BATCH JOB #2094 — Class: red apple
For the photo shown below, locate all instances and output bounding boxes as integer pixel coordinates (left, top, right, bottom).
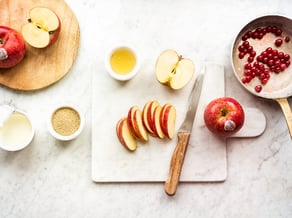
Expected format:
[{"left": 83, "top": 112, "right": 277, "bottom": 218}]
[
  {"left": 203, "top": 97, "right": 245, "bottom": 137},
  {"left": 21, "top": 7, "right": 61, "bottom": 48},
  {"left": 0, "top": 26, "right": 26, "bottom": 69}
]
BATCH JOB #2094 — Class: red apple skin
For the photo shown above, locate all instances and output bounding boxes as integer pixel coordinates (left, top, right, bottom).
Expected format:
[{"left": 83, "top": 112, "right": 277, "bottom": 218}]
[
  {"left": 0, "top": 26, "right": 26, "bottom": 68},
  {"left": 203, "top": 97, "right": 245, "bottom": 137}
]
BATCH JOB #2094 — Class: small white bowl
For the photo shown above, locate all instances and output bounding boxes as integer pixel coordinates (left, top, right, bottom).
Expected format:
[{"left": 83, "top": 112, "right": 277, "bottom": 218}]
[
  {"left": 105, "top": 45, "right": 141, "bottom": 81},
  {"left": 47, "top": 105, "right": 85, "bottom": 141},
  {"left": 0, "top": 109, "right": 35, "bottom": 151}
]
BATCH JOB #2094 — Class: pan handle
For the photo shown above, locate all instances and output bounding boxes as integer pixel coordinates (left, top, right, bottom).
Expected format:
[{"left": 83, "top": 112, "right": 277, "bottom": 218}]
[{"left": 275, "top": 98, "right": 292, "bottom": 139}]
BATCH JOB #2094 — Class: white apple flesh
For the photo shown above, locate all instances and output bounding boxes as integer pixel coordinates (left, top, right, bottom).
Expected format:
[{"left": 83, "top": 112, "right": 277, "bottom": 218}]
[
  {"left": 203, "top": 97, "right": 245, "bottom": 137},
  {"left": 0, "top": 26, "right": 26, "bottom": 69},
  {"left": 22, "top": 7, "right": 61, "bottom": 48},
  {"left": 156, "top": 49, "right": 194, "bottom": 90}
]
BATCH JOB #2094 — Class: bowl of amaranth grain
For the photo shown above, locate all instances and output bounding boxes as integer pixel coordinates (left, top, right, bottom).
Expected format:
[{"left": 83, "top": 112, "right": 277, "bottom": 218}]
[{"left": 47, "top": 104, "right": 85, "bottom": 141}]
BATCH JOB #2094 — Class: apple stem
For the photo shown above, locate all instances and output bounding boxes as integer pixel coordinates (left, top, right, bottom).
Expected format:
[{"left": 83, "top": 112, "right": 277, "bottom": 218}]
[
  {"left": 224, "top": 120, "right": 236, "bottom": 132},
  {"left": 0, "top": 48, "right": 8, "bottom": 61}
]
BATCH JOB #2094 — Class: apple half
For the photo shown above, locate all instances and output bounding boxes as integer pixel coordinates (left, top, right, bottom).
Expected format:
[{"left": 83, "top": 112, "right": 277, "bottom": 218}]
[
  {"left": 116, "top": 118, "right": 137, "bottom": 151},
  {"left": 22, "top": 7, "right": 61, "bottom": 48},
  {"left": 156, "top": 49, "right": 195, "bottom": 90}
]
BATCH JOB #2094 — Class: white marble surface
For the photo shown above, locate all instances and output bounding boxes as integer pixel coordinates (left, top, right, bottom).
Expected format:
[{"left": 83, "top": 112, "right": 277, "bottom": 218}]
[{"left": 1, "top": 0, "right": 292, "bottom": 217}]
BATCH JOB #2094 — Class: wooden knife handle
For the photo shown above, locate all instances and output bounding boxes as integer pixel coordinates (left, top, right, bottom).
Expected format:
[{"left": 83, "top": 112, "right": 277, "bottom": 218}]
[{"left": 165, "top": 132, "right": 191, "bottom": 196}]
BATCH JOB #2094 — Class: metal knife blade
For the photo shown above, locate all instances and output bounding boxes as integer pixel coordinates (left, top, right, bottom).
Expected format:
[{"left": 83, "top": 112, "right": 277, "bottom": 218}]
[
  {"left": 165, "top": 71, "right": 204, "bottom": 196},
  {"left": 179, "top": 73, "right": 204, "bottom": 133}
]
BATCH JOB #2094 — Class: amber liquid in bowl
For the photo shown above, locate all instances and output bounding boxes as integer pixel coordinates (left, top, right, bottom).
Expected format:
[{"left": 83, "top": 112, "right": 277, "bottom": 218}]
[{"left": 110, "top": 48, "right": 136, "bottom": 75}]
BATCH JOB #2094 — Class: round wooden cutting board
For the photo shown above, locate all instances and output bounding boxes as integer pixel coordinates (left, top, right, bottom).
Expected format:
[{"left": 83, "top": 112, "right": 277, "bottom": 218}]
[{"left": 0, "top": 0, "right": 80, "bottom": 91}]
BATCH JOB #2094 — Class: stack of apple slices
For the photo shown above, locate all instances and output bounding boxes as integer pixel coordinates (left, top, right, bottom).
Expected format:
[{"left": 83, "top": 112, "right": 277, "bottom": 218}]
[{"left": 116, "top": 101, "right": 176, "bottom": 151}]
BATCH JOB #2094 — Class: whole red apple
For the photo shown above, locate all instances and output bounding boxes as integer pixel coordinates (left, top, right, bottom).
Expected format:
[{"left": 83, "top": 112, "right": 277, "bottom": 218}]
[
  {"left": 0, "top": 26, "right": 26, "bottom": 69},
  {"left": 204, "top": 97, "right": 245, "bottom": 137}
]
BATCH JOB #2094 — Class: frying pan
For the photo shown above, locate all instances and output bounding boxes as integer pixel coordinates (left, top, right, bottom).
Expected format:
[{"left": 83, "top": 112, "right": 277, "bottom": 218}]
[{"left": 231, "top": 15, "right": 292, "bottom": 138}]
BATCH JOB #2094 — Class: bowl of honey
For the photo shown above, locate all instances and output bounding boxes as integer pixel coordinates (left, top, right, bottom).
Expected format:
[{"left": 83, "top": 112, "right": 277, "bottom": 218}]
[{"left": 105, "top": 45, "right": 140, "bottom": 81}]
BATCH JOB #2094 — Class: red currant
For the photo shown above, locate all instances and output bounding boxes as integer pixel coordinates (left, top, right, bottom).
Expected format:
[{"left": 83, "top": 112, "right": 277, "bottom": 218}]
[
  {"left": 275, "top": 29, "right": 282, "bottom": 36},
  {"left": 239, "top": 52, "right": 245, "bottom": 59},
  {"left": 280, "top": 63, "right": 286, "bottom": 71},
  {"left": 238, "top": 25, "right": 291, "bottom": 90},
  {"left": 261, "top": 78, "right": 269, "bottom": 85},
  {"left": 255, "top": 85, "right": 262, "bottom": 93},
  {"left": 275, "top": 38, "right": 283, "bottom": 47}
]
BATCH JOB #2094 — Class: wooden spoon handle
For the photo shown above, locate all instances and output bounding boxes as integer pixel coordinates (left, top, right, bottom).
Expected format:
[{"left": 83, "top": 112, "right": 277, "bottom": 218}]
[
  {"left": 275, "top": 98, "right": 292, "bottom": 139},
  {"left": 165, "top": 132, "right": 190, "bottom": 196}
]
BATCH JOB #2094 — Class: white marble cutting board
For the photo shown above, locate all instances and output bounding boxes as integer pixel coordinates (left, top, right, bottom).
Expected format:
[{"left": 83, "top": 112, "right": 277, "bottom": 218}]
[{"left": 92, "top": 63, "right": 266, "bottom": 182}]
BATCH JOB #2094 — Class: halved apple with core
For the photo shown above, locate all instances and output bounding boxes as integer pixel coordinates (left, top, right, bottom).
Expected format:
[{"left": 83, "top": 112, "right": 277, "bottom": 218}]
[
  {"left": 116, "top": 118, "right": 137, "bottom": 152},
  {"left": 156, "top": 49, "right": 195, "bottom": 90},
  {"left": 22, "top": 7, "right": 61, "bottom": 48}
]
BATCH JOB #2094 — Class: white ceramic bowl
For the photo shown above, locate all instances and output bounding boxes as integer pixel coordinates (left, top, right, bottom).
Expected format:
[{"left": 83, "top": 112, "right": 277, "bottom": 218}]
[
  {"left": 105, "top": 45, "right": 141, "bottom": 81},
  {"left": 0, "top": 109, "right": 35, "bottom": 151},
  {"left": 47, "top": 105, "right": 85, "bottom": 141}
]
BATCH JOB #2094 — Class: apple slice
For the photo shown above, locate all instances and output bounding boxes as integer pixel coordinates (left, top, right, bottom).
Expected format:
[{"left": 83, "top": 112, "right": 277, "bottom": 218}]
[
  {"left": 160, "top": 103, "right": 176, "bottom": 139},
  {"left": 116, "top": 118, "right": 137, "bottom": 151},
  {"left": 152, "top": 105, "right": 165, "bottom": 139},
  {"left": 156, "top": 49, "right": 194, "bottom": 90},
  {"left": 146, "top": 100, "right": 160, "bottom": 137},
  {"left": 142, "top": 101, "right": 155, "bottom": 135},
  {"left": 133, "top": 109, "right": 148, "bottom": 141},
  {"left": 22, "top": 7, "right": 61, "bottom": 48},
  {"left": 127, "top": 106, "right": 140, "bottom": 138},
  {"left": 127, "top": 106, "right": 148, "bottom": 141}
]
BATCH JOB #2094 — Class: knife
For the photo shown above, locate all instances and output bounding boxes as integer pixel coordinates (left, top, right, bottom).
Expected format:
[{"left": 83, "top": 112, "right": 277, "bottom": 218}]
[{"left": 165, "top": 71, "right": 204, "bottom": 196}]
